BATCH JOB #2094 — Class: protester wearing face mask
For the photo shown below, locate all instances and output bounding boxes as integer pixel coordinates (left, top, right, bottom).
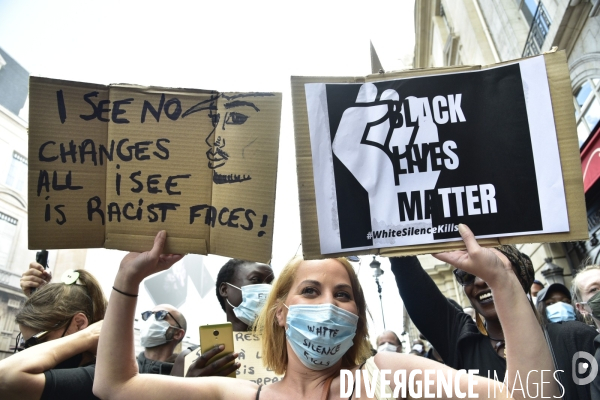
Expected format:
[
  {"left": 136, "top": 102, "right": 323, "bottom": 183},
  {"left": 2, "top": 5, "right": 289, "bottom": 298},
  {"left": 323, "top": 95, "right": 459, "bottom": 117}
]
[
  {"left": 170, "top": 258, "right": 274, "bottom": 377},
  {"left": 217, "top": 258, "right": 274, "bottom": 331},
  {"left": 536, "top": 283, "right": 576, "bottom": 323},
  {"left": 531, "top": 279, "right": 545, "bottom": 304},
  {"left": 0, "top": 269, "right": 106, "bottom": 400},
  {"left": 572, "top": 265, "right": 600, "bottom": 329},
  {"left": 535, "top": 281, "right": 597, "bottom": 400},
  {"left": 410, "top": 339, "right": 426, "bottom": 356},
  {"left": 376, "top": 330, "right": 403, "bottom": 353},
  {"left": 570, "top": 265, "right": 600, "bottom": 400},
  {"left": 136, "top": 304, "right": 186, "bottom": 375}
]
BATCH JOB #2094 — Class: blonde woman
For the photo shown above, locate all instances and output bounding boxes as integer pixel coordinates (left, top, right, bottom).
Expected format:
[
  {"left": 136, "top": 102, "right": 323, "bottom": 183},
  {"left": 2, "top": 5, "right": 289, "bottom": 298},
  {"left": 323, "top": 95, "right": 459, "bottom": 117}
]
[{"left": 94, "top": 225, "right": 559, "bottom": 399}]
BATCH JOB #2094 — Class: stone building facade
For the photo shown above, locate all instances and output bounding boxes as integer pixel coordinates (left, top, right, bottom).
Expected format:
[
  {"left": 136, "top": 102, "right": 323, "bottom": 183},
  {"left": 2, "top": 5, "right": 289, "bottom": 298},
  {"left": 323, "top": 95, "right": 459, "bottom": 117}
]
[
  {"left": 406, "top": 0, "right": 600, "bottom": 346},
  {"left": 0, "top": 47, "right": 91, "bottom": 360},
  {"left": 0, "top": 46, "right": 32, "bottom": 360}
]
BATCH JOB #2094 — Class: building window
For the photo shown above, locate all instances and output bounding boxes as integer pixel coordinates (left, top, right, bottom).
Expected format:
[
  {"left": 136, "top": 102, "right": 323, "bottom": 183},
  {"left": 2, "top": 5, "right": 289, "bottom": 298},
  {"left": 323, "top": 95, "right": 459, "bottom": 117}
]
[
  {"left": 443, "top": 35, "right": 461, "bottom": 66},
  {"left": 0, "top": 212, "right": 17, "bottom": 269},
  {"left": 520, "top": 0, "right": 539, "bottom": 25},
  {"left": 575, "top": 78, "right": 600, "bottom": 147},
  {"left": 5, "top": 151, "right": 27, "bottom": 193},
  {"left": 522, "top": 1, "right": 551, "bottom": 57}
]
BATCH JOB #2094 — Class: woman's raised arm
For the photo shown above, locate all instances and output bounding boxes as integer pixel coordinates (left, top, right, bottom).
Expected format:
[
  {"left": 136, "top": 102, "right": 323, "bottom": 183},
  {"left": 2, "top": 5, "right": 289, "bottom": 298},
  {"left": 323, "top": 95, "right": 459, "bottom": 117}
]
[
  {"left": 433, "top": 224, "right": 560, "bottom": 399},
  {"left": 376, "top": 224, "right": 561, "bottom": 399},
  {"left": 0, "top": 321, "right": 99, "bottom": 400},
  {"left": 93, "top": 231, "right": 256, "bottom": 400}
]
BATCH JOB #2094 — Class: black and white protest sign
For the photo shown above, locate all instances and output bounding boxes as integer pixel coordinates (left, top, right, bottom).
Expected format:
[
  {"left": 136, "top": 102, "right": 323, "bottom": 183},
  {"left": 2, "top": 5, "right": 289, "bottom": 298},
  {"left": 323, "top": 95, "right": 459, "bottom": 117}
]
[{"left": 305, "top": 56, "right": 568, "bottom": 254}]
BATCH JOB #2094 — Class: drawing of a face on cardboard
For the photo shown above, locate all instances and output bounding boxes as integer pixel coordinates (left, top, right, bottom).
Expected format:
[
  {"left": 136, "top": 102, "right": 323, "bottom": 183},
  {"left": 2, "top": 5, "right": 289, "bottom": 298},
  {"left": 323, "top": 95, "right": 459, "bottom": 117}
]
[{"left": 184, "top": 92, "right": 276, "bottom": 184}]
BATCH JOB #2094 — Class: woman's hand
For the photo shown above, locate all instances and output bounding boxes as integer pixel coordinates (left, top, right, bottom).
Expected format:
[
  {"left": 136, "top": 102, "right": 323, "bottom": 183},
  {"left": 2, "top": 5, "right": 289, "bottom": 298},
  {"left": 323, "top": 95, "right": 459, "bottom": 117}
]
[
  {"left": 117, "top": 231, "right": 183, "bottom": 287},
  {"left": 427, "top": 224, "right": 559, "bottom": 399},
  {"left": 20, "top": 262, "right": 52, "bottom": 296},
  {"left": 433, "top": 224, "right": 513, "bottom": 286}
]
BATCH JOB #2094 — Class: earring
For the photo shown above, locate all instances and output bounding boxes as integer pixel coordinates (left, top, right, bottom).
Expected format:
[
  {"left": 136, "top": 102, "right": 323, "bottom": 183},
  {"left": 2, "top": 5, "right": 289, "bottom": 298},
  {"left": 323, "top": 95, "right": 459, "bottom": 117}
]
[{"left": 476, "top": 312, "right": 488, "bottom": 336}]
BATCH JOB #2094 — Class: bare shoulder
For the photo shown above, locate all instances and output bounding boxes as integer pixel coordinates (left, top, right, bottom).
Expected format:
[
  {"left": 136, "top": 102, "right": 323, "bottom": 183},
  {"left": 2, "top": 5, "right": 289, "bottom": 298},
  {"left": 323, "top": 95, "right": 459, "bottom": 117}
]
[
  {"left": 165, "top": 376, "right": 260, "bottom": 400},
  {"left": 248, "top": 380, "right": 284, "bottom": 400},
  {"left": 216, "top": 377, "right": 259, "bottom": 398}
]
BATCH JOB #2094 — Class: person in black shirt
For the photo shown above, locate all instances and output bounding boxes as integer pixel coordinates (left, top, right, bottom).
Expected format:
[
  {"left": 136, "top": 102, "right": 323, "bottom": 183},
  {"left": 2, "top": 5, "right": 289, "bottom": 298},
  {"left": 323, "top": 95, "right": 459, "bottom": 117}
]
[
  {"left": 570, "top": 265, "right": 600, "bottom": 400},
  {"left": 0, "top": 268, "right": 106, "bottom": 400},
  {"left": 536, "top": 282, "right": 577, "bottom": 324},
  {"left": 137, "top": 304, "right": 187, "bottom": 375},
  {"left": 391, "top": 247, "right": 596, "bottom": 400}
]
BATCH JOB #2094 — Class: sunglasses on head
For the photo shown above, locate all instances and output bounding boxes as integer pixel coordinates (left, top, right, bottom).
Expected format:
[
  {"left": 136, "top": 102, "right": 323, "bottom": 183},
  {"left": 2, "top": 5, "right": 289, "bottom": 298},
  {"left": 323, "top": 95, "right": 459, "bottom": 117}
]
[
  {"left": 14, "top": 315, "right": 74, "bottom": 354},
  {"left": 14, "top": 330, "right": 50, "bottom": 353},
  {"left": 453, "top": 269, "right": 476, "bottom": 286},
  {"left": 141, "top": 310, "right": 182, "bottom": 329}
]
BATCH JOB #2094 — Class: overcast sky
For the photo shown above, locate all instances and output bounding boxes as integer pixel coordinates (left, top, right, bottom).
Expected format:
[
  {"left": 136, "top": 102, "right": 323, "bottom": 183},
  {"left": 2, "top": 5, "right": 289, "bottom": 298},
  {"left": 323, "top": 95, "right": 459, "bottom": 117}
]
[{"left": 0, "top": 0, "right": 416, "bottom": 346}]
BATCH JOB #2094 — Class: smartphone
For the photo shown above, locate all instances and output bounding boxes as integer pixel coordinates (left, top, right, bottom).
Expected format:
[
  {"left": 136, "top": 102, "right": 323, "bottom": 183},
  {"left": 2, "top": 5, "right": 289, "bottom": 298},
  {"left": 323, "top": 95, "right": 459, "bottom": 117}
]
[{"left": 199, "top": 322, "right": 236, "bottom": 378}]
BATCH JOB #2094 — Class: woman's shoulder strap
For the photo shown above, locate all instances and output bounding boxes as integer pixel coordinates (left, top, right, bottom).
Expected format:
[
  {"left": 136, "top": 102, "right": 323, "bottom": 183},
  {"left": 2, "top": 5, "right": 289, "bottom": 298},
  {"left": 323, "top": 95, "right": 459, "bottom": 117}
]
[{"left": 255, "top": 384, "right": 263, "bottom": 400}]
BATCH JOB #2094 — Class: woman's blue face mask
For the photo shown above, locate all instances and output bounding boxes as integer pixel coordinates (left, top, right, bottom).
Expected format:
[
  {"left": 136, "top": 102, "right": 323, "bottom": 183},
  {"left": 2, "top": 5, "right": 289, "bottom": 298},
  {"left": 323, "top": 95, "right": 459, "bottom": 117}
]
[{"left": 284, "top": 303, "right": 358, "bottom": 370}]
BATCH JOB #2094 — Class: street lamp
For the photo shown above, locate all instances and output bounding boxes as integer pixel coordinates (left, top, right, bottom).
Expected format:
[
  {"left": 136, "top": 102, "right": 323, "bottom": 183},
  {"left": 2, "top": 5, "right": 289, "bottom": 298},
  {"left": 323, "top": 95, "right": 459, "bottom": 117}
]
[
  {"left": 370, "top": 256, "right": 386, "bottom": 330},
  {"left": 541, "top": 257, "right": 565, "bottom": 286}
]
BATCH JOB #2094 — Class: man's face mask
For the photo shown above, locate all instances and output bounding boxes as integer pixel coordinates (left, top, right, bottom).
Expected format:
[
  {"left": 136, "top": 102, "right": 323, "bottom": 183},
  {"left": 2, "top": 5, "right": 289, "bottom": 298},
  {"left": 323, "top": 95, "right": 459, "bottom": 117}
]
[
  {"left": 377, "top": 343, "right": 398, "bottom": 353},
  {"left": 226, "top": 283, "right": 272, "bottom": 326},
  {"left": 546, "top": 302, "right": 576, "bottom": 323},
  {"left": 412, "top": 343, "right": 424, "bottom": 353},
  {"left": 140, "top": 318, "right": 174, "bottom": 348}
]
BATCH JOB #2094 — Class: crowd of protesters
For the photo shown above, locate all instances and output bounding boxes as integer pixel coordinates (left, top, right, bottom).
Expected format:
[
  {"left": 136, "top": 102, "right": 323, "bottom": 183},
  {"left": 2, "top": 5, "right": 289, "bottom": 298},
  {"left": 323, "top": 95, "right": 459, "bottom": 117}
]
[{"left": 4, "top": 224, "right": 600, "bottom": 399}]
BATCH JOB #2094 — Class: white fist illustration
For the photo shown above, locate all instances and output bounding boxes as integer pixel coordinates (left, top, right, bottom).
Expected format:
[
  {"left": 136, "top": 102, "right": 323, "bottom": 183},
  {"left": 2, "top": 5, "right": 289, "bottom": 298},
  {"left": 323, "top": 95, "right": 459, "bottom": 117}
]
[{"left": 331, "top": 83, "right": 440, "bottom": 243}]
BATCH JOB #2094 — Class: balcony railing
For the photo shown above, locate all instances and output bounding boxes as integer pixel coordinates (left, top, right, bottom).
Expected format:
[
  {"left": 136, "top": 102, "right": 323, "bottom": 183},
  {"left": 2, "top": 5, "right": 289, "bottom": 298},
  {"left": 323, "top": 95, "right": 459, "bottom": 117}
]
[{"left": 522, "top": 2, "right": 552, "bottom": 57}]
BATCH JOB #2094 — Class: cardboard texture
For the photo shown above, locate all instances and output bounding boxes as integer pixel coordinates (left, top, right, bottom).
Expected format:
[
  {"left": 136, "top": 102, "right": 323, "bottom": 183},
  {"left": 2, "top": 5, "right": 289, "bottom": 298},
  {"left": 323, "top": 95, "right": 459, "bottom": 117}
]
[
  {"left": 292, "top": 51, "right": 588, "bottom": 259},
  {"left": 28, "top": 77, "right": 282, "bottom": 262},
  {"left": 184, "top": 332, "right": 282, "bottom": 385}
]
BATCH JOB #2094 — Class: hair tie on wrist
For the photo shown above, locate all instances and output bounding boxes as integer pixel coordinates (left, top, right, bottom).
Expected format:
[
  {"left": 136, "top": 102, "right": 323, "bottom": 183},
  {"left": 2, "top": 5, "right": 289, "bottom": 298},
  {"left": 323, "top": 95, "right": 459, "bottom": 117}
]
[{"left": 112, "top": 286, "right": 138, "bottom": 297}]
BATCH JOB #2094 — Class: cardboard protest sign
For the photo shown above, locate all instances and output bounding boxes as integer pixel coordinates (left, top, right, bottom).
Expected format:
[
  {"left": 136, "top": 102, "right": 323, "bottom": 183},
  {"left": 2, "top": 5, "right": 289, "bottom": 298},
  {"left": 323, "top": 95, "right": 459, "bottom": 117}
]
[
  {"left": 184, "top": 332, "right": 282, "bottom": 385},
  {"left": 28, "top": 77, "right": 281, "bottom": 262},
  {"left": 292, "top": 51, "right": 588, "bottom": 258}
]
